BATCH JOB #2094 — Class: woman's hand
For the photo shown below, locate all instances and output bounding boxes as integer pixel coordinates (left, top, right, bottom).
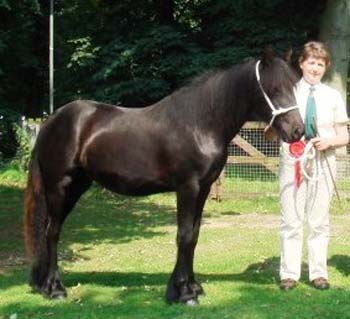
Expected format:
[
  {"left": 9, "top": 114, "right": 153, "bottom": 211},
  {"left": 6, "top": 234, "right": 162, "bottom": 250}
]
[
  {"left": 311, "top": 124, "right": 349, "bottom": 151},
  {"left": 310, "top": 137, "right": 333, "bottom": 151}
]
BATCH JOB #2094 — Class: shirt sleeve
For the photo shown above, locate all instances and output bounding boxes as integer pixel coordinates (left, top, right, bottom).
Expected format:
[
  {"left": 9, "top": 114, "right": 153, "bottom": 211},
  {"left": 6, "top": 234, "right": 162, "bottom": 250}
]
[{"left": 333, "top": 90, "right": 349, "bottom": 124}]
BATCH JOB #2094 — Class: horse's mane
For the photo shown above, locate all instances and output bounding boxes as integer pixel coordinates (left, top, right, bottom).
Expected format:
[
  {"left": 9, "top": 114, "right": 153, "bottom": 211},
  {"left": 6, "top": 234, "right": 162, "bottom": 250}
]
[
  {"left": 151, "top": 61, "right": 253, "bottom": 127},
  {"left": 150, "top": 57, "right": 299, "bottom": 131}
]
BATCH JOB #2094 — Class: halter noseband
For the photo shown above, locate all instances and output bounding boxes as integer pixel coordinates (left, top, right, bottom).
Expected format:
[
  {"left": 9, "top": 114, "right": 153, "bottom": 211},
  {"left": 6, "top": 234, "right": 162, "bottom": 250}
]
[{"left": 255, "top": 60, "right": 298, "bottom": 129}]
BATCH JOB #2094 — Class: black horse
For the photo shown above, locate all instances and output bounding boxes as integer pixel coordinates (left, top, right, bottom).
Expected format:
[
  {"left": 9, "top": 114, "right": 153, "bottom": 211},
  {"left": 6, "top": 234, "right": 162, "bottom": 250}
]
[{"left": 24, "top": 50, "right": 303, "bottom": 305}]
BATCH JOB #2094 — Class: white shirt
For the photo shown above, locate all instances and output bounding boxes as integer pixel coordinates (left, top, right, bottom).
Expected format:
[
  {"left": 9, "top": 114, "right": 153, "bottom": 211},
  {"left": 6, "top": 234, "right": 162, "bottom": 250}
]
[{"left": 295, "top": 78, "right": 348, "bottom": 139}]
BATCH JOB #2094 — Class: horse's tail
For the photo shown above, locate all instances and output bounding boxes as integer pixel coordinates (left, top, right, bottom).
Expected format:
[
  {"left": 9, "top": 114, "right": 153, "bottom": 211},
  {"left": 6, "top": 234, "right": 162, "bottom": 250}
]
[{"left": 24, "top": 147, "right": 49, "bottom": 284}]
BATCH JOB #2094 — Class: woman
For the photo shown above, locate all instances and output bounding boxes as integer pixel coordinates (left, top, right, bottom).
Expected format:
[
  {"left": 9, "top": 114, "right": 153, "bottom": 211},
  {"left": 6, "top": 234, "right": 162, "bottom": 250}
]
[{"left": 279, "top": 41, "right": 349, "bottom": 291}]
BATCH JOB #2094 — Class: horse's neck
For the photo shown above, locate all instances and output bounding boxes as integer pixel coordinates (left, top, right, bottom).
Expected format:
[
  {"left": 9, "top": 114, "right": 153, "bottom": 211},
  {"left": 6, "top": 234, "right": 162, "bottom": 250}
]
[
  {"left": 149, "top": 63, "right": 254, "bottom": 145},
  {"left": 211, "top": 66, "right": 254, "bottom": 144}
]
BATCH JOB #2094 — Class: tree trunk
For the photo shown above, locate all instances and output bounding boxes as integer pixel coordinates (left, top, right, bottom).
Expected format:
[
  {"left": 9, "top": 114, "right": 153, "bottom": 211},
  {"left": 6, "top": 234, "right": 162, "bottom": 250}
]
[{"left": 319, "top": 0, "right": 350, "bottom": 107}]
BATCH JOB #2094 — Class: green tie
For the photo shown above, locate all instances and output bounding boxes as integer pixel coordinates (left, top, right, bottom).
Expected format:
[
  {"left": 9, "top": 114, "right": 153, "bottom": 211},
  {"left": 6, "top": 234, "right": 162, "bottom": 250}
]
[{"left": 304, "top": 86, "right": 317, "bottom": 139}]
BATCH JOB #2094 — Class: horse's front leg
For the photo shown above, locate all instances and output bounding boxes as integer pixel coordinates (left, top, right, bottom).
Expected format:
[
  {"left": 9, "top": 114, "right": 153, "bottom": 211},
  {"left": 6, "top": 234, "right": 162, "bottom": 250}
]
[
  {"left": 188, "top": 184, "right": 211, "bottom": 296},
  {"left": 166, "top": 181, "right": 205, "bottom": 305}
]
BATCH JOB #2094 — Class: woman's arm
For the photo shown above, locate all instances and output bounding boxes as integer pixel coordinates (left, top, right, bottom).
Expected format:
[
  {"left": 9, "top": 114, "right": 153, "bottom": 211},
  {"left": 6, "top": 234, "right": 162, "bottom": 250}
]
[{"left": 311, "top": 123, "right": 349, "bottom": 151}]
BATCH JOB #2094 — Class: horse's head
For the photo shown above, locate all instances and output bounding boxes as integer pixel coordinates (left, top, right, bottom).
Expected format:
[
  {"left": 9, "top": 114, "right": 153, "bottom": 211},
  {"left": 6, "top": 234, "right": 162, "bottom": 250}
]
[{"left": 253, "top": 48, "right": 304, "bottom": 143}]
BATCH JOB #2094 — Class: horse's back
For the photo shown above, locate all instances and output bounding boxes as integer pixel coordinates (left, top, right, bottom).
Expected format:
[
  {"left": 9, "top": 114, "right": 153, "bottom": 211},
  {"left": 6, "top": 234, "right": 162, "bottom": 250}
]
[{"left": 34, "top": 100, "right": 124, "bottom": 185}]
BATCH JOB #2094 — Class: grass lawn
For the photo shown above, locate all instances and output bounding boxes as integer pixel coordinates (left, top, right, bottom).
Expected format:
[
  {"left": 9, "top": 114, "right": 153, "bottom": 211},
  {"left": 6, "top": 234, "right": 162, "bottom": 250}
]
[{"left": 1, "top": 163, "right": 350, "bottom": 319}]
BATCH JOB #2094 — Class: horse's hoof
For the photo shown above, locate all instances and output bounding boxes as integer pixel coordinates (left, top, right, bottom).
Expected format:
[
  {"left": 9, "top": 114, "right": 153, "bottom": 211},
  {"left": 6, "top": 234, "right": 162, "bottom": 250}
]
[
  {"left": 190, "top": 281, "right": 204, "bottom": 295},
  {"left": 40, "top": 279, "right": 67, "bottom": 300},
  {"left": 186, "top": 298, "right": 199, "bottom": 307},
  {"left": 50, "top": 290, "right": 67, "bottom": 300}
]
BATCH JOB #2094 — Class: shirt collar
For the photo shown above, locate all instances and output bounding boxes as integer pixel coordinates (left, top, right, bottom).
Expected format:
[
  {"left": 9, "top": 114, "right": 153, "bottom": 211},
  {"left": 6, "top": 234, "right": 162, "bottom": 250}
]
[{"left": 300, "top": 77, "right": 322, "bottom": 90}]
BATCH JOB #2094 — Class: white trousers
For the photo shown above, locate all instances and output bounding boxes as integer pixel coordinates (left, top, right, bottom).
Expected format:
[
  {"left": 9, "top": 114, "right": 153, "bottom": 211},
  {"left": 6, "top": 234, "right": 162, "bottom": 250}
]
[{"left": 279, "top": 144, "right": 335, "bottom": 281}]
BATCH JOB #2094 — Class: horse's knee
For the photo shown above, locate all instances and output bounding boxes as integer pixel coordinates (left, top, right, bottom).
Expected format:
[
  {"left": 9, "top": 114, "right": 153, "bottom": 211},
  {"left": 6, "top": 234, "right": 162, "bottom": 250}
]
[{"left": 177, "top": 229, "right": 196, "bottom": 248}]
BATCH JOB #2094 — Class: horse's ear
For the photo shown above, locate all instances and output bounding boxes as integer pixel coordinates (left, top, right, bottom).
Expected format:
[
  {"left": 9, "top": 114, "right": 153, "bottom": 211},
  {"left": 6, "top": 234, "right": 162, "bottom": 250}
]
[
  {"left": 283, "top": 47, "right": 293, "bottom": 64},
  {"left": 261, "top": 45, "right": 275, "bottom": 67}
]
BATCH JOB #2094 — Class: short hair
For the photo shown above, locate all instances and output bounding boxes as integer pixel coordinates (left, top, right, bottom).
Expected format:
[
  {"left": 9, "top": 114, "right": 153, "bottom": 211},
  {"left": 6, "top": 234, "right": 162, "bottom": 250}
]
[{"left": 298, "top": 41, "right": 331, "bottom": 69}]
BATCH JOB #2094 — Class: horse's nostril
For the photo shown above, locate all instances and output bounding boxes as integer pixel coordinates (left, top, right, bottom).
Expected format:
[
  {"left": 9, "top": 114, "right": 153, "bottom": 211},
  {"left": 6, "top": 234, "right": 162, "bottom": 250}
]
[{"left": 293, "top": 126, "right": 304, "bottom": 139}]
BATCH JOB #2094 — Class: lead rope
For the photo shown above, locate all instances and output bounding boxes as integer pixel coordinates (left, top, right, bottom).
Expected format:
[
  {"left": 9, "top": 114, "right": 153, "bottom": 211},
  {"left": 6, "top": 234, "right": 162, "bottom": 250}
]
[
  {"left": 282, "top": 141, "right": 341, "bottom": 204},
  {"left": 313, "top": 121, "right": 341, "bottom": 204}
]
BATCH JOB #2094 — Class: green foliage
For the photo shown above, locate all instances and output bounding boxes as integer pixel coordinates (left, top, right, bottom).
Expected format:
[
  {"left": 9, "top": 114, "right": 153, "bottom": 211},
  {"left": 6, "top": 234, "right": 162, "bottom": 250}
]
[
  {"left": 91, "top": 25, "right": 208, "bottom": 105},
  {"left": 0, "top": 0, "right": 44, "bottom": 116},
  {"left": 67, "top": 37, "right": 101, "bottom": 69},
  {"left": 13, "top": 124, "right": 32, "bottom": 172},
  {"left": 0, "top": 0, "right": 332, "bottom": 115},
  {"left": 0, "top": 161, "right": 26, "bottom": 185},
  {"left": 0, "top": 109, "right": 33, "bottom": 170},
  {"left": 0, "top": 108, "right": 21, "bottom": 160},
  {"left": 0, "top": 0, "right": 10, "bottom": 9}
]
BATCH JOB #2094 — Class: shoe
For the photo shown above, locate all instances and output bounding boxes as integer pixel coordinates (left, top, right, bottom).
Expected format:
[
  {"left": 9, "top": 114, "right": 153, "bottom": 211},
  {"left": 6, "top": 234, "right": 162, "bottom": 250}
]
[
  {"left": 312, "top": 277, "right": 330, "bottom": 290},
  {"left": 280, "top": 278, "right": 297, "bottom": 291}
]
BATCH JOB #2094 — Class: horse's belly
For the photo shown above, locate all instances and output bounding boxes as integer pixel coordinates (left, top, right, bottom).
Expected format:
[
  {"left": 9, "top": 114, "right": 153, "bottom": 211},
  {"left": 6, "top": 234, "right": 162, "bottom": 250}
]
[
  {"left": 81, "top": 133, "right": 180, "bottom": 195},
  {"left": 110, "top": 184, "right": 172, "bottom": 196},
  {"left": 96, "top": 175, "right": 174, "bottom": 196}
]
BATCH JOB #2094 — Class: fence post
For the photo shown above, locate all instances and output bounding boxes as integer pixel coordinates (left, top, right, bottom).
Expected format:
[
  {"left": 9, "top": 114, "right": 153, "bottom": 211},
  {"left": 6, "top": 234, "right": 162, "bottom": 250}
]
[{"left": 209, "top": 169, "right": 225, "bottom": 201}]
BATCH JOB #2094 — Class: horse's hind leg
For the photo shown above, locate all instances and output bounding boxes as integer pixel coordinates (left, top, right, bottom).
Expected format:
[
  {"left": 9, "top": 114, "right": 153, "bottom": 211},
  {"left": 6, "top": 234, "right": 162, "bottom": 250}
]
[{"left": 40, "top": 170, "right": 91, "bottom": 298}]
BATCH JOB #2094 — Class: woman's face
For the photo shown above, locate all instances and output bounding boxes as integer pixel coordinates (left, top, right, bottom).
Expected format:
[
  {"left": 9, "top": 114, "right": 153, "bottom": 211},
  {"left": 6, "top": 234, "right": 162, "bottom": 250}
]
[{"left": 299, "top": 56, "right": 326, "bottom": 85}]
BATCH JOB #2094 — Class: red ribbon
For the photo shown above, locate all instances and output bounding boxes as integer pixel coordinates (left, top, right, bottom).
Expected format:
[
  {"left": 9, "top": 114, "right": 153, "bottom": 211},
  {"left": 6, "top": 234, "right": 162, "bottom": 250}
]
[{"left": 289, "top": 141, "right": 306, "bottom": 188}]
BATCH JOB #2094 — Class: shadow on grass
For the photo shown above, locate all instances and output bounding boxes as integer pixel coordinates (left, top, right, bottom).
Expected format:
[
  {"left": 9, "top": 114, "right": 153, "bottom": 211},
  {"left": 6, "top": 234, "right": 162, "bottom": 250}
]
[
  {"left": 60, "top": 186, "right": 178, "bottom": 253},
  {"left": 3, "top": 283, "right": 350, "bottom": 319},
  {"left": 0, "top": 184, "right": 26, "bottom": 269},
  {"left": 62, "top": 257, "right": 280, "bottom": 289},
  {"left": 60, "top": 257, "right": 314, "bottom": 289},
  {"left": 3, "top": 250, "right": 350, "bottom": 288},
  {"left": 3, "top": 256, "right": 350, "bottom": 319},
  {"left": 329, "top": 255, "right": 350, "bottom": 276},
  {"left": 0, "top": 182, "right": 239, "bottom": 282},
  {"left": 0, "top": 183, "right": 178, "bottom": 267},
  {"left": 0, "top": 257, "right": 292, "bottom": 290}
]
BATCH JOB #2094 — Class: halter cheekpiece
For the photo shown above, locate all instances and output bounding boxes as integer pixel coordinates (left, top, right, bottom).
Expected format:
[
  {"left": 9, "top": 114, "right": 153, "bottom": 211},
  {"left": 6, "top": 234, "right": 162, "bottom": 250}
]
[{"left": 255, "top": 60, "right": 299, "bottom": 129}]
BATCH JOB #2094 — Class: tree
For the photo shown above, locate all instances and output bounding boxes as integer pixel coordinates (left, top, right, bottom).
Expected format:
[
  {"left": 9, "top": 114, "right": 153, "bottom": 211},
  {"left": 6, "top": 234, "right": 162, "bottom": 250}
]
[
  {"left": 154, "top": 0, "right": 175, "bottom": 24},
  {"left": 319, "top": 0, "right": 350, "bottom": 108},
  {"left": 0, "top": 0, "right": 46, "bottom": 117},
  {"left": 0, "top": 0, "right": 342, "bottom": 117}
]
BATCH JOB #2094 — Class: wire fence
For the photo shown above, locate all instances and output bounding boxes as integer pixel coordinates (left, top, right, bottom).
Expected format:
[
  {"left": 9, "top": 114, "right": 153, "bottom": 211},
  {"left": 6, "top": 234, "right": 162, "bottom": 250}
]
[{"left": 210, "top": 122, "right": 350, "bottom": 200}]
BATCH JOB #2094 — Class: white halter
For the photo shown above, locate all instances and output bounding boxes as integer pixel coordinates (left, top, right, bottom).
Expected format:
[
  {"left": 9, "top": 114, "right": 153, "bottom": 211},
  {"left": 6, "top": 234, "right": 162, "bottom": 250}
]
[{"left": 255, "top": 60, "right": 299, "bottom": 129}]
